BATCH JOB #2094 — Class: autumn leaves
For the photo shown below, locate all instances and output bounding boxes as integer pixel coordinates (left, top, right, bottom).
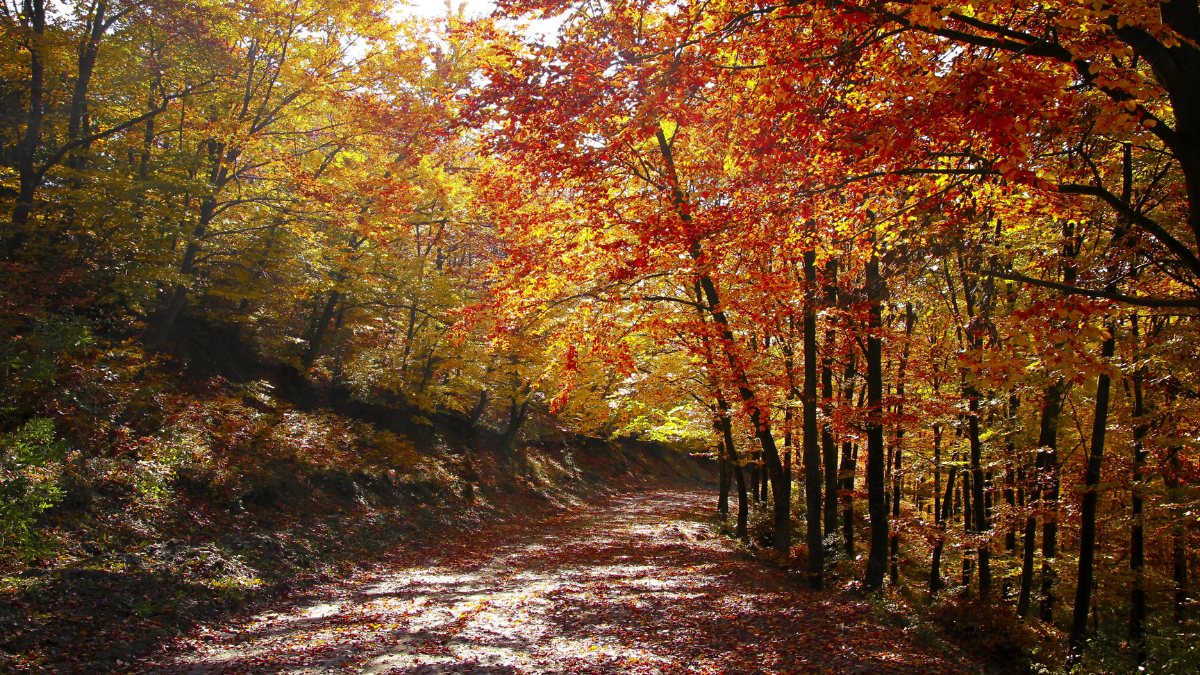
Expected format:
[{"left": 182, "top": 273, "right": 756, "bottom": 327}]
[{"left": 472, "top": 1, "right": 1200, "bottom": 669}]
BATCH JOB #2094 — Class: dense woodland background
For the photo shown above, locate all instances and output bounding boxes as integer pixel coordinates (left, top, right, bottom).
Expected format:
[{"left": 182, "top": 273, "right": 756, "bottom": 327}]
[{"left": 3, "top": 0, "right": 1200, "bottom": 673}]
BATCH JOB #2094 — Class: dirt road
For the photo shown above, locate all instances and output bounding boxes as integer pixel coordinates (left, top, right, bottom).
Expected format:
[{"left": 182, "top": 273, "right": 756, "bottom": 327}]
[{"left": 143, "top": 490, "right": 981, "bottom": 675}]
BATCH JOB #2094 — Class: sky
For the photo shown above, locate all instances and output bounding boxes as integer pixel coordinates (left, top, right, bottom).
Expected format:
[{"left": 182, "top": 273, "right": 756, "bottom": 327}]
[
  {"left": 400, "top": 0, "right": 496, "bottom": 19},
  {"left": 395, "top": 0, "right": 566, "bottom": 42}
]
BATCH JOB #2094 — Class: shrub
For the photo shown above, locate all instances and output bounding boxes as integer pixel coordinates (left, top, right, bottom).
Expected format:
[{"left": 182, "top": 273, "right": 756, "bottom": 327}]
[{"left": 0, "top": 419, "right": 67, "bottom": 554}]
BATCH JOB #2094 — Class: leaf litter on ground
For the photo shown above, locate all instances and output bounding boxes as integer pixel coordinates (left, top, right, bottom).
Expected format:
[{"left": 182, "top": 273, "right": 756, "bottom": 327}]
[{"left": 111, "top": 490, "right": 1000, "bottom": 675}]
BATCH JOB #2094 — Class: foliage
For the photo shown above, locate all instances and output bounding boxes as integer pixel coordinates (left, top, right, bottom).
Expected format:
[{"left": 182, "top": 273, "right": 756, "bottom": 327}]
[
  {"left": 0, "top": 419, "right": 67, "bottom": 552},
  {"left": 2, "top": 0, "right": 1200, "bottom": 671}
]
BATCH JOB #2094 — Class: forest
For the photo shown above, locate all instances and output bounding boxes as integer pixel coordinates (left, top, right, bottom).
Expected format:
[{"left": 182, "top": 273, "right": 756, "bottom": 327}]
[{"left": 2, "top": 0, "right": 1199, "bottom": 673}]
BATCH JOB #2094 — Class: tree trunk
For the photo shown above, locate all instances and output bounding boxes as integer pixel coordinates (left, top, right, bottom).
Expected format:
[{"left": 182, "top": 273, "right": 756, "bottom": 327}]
[
  {"left": 1129, "top": 324, "right": 1148, "bottom": 667},
  {"left": 841, "top": 356, "right": 857, "bottom": 561},
  {"left": 890, "top": 303, "right": 915, "bottom": 586},
  {"left": 1017, "top": 447, "right": 1044, "bottom": 617},
  {"left": 864, "top": 250, "right": 888, "bottom": 589},
  {"left": 67, "top": 0, "right": 109, "bottom": 156},
  {"left": 303, "top": 289, "right": 340, "bottom": 368},
  {"left": 656, "top": 127, "right": 788, "bottom": 556},
  {"left": 1039, "top": 381, "right": 1065, "bottom": 622},
  {"left": 1166, "top": 442, "right": 1189, "bottom": 620},
  {"left": 694, "top": 262, "right": 788, "bottom": 555},
  {"left": 146, "top": 193, "right": 217, "bottom": 349},
  {"left": 500, "top": 395, "right": 530, "bottom": 451},
  {"left": 803, "top": 250, "right": 823, "bottom": 587},
  {"left": 469, "top": 389, "right": 489, "bottom": 425},
  {"left": 1004, "top": 397, "right": 1020, "bottom": 598},
  {"left": 7, "top": 0, "right": 47, "bottom": 254},
  {"left": 718, "top": 413, "right": 749, "bottom": 540},
  {"left": 968, "top": 388, "right": 991, "bottom": 598},
  {"left": 822, "top": 259, "right": 839, "bottom": 548},
  {"left": 750, "top": 457, "right": 760, "bottom": 503},
  {"left": 962, "top": 465, "right": 973, "bottom": 594},
  {"left": 1069, "top": 321, "right": 1116, "bottom": 662},
  {"left": 718, "top": 441, "right": 731, "bottom": 518},
  {"left": 931, "top": 422, "right": 945, "bottom": 595}
]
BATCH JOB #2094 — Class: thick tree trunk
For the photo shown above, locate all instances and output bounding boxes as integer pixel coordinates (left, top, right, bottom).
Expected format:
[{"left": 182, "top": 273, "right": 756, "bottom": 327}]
[
  {"left": 1069, "top": 324, "right": 1116, "bottom": 662},
  {"left": 864, "top": 251, "right": 888, "bottom": 589},
  {"left": 67, "top": 0, "right": 109, "bottom": 158},
  {"left": 303, "top": 289, "right": 340, "bottom": 368},
  {"left": 499, "top": 395, "right": 530, "bottom": 451},
  {"left": 469, "top": 389, "right": 489, "bottom": 425},
  {"left": 718, "top": 413, "right": 749, "bottom": 540}
]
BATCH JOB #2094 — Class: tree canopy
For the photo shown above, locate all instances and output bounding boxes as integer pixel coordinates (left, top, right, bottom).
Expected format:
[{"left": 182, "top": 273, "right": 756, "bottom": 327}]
[{"left": 3, "top": 0, "right": 1199, "bottom": 671}]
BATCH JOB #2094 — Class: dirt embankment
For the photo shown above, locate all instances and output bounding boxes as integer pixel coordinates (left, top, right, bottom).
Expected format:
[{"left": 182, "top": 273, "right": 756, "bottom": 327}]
[{"left": 1, "top": 381, "right": 716, "bottom": 674}]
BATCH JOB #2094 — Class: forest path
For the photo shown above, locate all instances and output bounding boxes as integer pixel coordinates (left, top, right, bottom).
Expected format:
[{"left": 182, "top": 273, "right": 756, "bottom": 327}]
[{"left": 146, "top": 490, "right": 978, "bottom": 675}]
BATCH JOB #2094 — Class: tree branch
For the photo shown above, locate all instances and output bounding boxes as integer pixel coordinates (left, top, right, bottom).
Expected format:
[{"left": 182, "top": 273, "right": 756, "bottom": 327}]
[
  {"left": 1057, "top": 183, "right": 1200, "bottom": 279},
  {"left": 983, "top": 269, "right": 1200, "bottom": 309}
]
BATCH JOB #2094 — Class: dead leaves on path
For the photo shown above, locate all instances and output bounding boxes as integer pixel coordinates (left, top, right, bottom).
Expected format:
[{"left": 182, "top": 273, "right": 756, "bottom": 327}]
[{"left": 133, "top": 491, "right": 977, "bottom": 675}]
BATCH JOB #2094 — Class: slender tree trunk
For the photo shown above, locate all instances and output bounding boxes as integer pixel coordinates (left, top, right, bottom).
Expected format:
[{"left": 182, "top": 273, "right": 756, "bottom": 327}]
[
  {"left": 931, "top": 422, "right": 945, "bottom": 594},
  {"left": 962, "top": 465, "right": 974, "bottom": 594},
  {"left": 1039, "top": 382, "right": 1065, "bottom": 622},
  {"left": 8, "top": 0, "right": 47, "bottom": 254},
  {"left": 803, "top": 250, "right": 823, "bottom": 587},
  {"left": 839, "top": 356, "right": 858, "bottom": 561},
  {"left": 718, "top": 443, "right": 731, "bottom": 519},
  {"left": 760, "top": 453, "right": 771, "bottom": 503},
  {"left": 1042, "top": 223, "right": 1081, "bottom": 620},
  {"left": 692, "top": 278, "right": 747, "bottom": 539},
  {"left": 864, "top": 250, "right": 889, "bottom": 589},
  {"left": 822, "top": 260, "right": 839, "bottom": 548},
  {"left": 146, "top": 192, "right": 216, "bottom": 349},
  {"left": 890, "top": 303, "right": 915, "bottom": 586},
  {"left": 1069, "top": 321, "right": 1116, "bottom": 662},
  {"left": 1129, "top": 345, "right": 1148, "bottom": 667},
  {"left": 968, "top": 388, "right": 991, "bottom": 598},
  {"left": 750, "top": 458, "right": 761, "bottom": 503},
  {"left": 657, "top": 128, "right": 788, "bottom": 555},
  {"left": 1004, "top": 397, "right": 1019, "bottom": 598},
  {"left": 1165, "top": 442, "right": 1189, "bottom": 620},
  {"left": 1017, "top": 448, "right": 1044, "bottom": 616}
]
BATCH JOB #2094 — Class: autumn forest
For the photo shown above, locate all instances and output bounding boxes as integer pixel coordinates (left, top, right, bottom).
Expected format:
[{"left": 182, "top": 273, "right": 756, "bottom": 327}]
[{"left": 2, "top": 0, "right": 1199, "bottom": 673}]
